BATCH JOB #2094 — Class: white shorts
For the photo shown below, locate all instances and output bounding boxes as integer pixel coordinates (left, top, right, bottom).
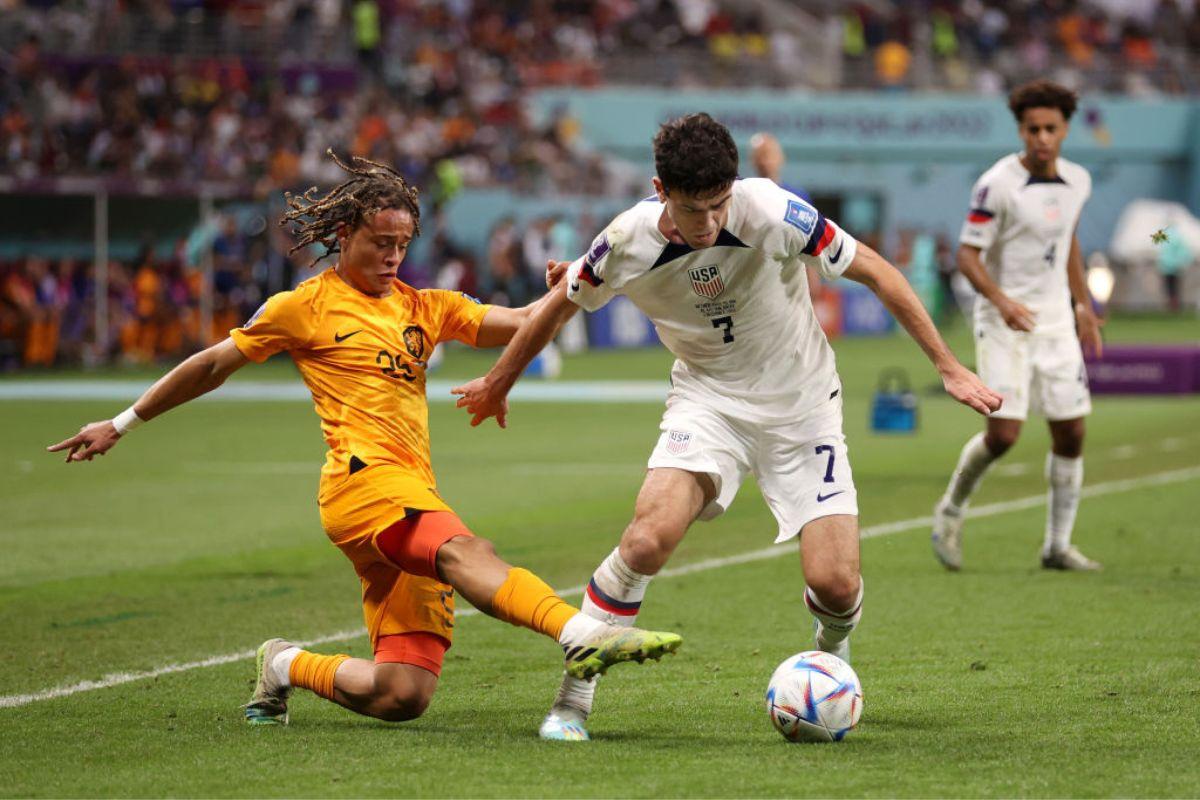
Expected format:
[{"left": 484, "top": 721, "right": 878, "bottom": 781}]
[
  {"left": 647, "top": 393, "right": 858, "bottom": 543},
  {"left": 976, "top": 327, "right": 1092, "bottom": 422}
]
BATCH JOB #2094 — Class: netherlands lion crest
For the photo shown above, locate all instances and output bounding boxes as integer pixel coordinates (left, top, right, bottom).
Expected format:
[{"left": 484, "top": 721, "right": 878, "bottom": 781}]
[{"left": 402, "top": 325, "right": 426, "bottom": 360}]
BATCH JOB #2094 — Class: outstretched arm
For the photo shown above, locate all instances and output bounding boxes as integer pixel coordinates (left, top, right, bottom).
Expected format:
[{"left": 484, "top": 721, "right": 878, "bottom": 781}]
[
  {"left": 47, "top": 338, "right": 250, "bottom": 462},
  {"left": 843, "top": 243, "right": 1002, "bottom": 416},
  {"left": 451, "top": 280, "right": 579, "bottom": 427},
  {"left": 472, "top": 260, "right": 572, "bottom": 348}
]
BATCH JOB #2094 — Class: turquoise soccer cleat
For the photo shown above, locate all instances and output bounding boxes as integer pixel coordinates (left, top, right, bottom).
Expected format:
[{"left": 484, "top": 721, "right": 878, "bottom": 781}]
[
  {"left": 539, "top": 705, "right": 591, "bottom": 741},
  {"left": 244, "top": 638, "right": 294, "bottom": 726}
]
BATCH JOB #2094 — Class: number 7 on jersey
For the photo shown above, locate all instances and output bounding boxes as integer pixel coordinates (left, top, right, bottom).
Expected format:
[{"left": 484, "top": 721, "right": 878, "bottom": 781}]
[{"left": 711, "top": 315, "right": 734, "bottom": 343}]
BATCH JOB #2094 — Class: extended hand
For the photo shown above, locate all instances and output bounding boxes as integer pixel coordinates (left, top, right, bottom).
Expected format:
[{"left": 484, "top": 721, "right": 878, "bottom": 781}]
[
  {"left": 1076, "top": 304, "right": 1105, "bottom": 358},
  {"left": 997, "top": 296, "right": 1036, "bottom": 332},
  {"left": 450, "top": 377, "right": 510, "bottom": 428},
  {"left": 941, "top": 364, "right": 1004, "bottom": 416},
  {"left": 546, "top": 259, "right": 571, "bottom": 291},
  {"left": 47, "top": 420, "right": 122, "bottom": 462}
]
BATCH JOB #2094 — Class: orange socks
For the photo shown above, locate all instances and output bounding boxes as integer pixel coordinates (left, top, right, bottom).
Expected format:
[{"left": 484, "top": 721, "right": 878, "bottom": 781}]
[
  {"left": 490, "top": 567, "right": 578, "bottom": 641},
  {"left": 289, "top": 651, "right": 350, "bottom": 700}
]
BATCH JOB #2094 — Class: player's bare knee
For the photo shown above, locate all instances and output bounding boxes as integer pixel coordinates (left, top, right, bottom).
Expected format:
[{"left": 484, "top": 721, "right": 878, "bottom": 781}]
[
  {"left": 376, "top": 691, "right": 431, "bottom": 722},
  {"left": 1050, "top": 419, "right": 1085, "bottom": 458},
  {"left": 620, "top": 518, "right": 675, "bottom": 574},
  {"left": 808, "top": 568, "right": 861, "bottom": 612},
  {"left": 437, "top": 535, "right": 496, "bottom": 576},
  {"left": 984, "top": 431, "right": 1017, "bottom": 456}
]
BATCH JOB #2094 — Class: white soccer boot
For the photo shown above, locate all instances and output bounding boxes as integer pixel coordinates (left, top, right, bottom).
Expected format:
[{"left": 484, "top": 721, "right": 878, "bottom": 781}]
[
  {"left": 1041, "top": 545, "right": 1102, "bottom": 571},
  {"left": 931, "top": 496, "right": 964, "bottom": 571}
]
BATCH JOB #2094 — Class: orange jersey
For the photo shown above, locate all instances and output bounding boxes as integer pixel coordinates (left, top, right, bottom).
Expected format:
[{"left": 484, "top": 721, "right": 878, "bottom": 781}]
[{"left": 229, "top": 268, "right": 491, "bottom": 489}]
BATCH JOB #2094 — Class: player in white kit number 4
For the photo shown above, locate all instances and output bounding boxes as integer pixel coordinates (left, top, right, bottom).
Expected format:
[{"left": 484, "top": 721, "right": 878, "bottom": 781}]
[
  {"left": 453, "top": 113, "right": 1002, "bottom": 741},
  {"left": 932, "top": 80, "right": 1105, "bottom": 573}
]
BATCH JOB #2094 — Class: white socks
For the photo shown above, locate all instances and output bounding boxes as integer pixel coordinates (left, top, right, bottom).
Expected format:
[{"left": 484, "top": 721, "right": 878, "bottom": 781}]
[
  {"left": 557, "top": 612, "right": 604, "bottom": 647},
  {"left": 805, "top": 581, "right": 864, "bottom": 647},
  {"left": 1044, "top": 453, "right": 1083, "bottom": 555},
  {"left": 552, "top": 547, "right": 653, "bottom": 716},
  {"left": 272, "top": 646, "right": 301, "bottom": 687},
  {"left": 944, "top": 432, "right": 999, "bottom": 510}
]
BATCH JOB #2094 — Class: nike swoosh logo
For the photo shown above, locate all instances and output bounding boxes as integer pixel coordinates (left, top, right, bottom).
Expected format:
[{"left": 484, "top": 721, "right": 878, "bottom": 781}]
[
  {"left": 829, "top": 242, "right": 844, "bottom": 263},
  {"left": 817, "top": 490, "right": 845, "bottom": 503},
  {"left": 334, "top": 330, "right": 363, "bottom": 343}
]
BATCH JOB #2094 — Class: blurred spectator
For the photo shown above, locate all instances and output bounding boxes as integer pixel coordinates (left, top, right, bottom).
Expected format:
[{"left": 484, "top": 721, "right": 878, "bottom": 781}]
[
  {"left": 1156, "top": 226, "right": 1193, "bottom": 312},
  {"left": 484, "top": 216, "right": 530, "bottom": 307},
  {"left": 749, "top": 131, "right": 811, "bottom": 203},
  {"left": 875, "top": 39, "right": 912, "bottom": 88}
]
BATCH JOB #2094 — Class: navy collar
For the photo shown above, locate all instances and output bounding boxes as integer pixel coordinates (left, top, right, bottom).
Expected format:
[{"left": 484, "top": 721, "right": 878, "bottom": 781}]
[
  {"left": 650, "top": 229, "right": 749, "bottom": 270},
  {"left": 1025, "top": 174, "right": 1067, "bottom": 185}
]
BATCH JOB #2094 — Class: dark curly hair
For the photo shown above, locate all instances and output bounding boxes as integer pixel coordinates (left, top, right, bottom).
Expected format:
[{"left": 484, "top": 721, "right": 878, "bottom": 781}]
[
  {"left": 653, "top": 113, "right": 739, "bottom": 198},
  {"left": 280, "top": 149, "right": 421, "bottom": 267},
  {"left": 1008, "top": 80, "right": 1078, "bottom": 123}
]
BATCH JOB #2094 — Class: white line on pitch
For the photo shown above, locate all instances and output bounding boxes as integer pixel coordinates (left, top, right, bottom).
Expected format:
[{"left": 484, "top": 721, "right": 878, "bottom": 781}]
[{"left": 3, "top": 464, "right": 1197, "bottom": 710}]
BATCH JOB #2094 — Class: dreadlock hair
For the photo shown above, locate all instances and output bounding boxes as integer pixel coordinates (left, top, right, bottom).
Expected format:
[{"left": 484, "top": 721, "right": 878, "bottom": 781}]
[
  {"left": 281, "top": 149, "right": 421, "bottom": 267},
  {"left": 1008, "top": 80, "right": 1078, "bottom": 123}
]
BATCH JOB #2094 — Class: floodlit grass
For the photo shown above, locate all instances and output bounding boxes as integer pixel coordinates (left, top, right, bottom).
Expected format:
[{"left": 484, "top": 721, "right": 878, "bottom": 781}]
[{"left": 1, "top": 315, "right": 1197, "bottom": 797}]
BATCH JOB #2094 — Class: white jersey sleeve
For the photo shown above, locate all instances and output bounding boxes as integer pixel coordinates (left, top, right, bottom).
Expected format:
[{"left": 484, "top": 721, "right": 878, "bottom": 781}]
[
  {"left": 959, "top": 175, "right": 1007, "bottom": 250},
  {"left": 565, "top": 229, "right": 617, "bottom": 312},
  {"left": 1077, "top": 166, "right": 1093, "bottom": 206},
  {"left": 745, "top": 178, "right": 858, "bottom": 281}
]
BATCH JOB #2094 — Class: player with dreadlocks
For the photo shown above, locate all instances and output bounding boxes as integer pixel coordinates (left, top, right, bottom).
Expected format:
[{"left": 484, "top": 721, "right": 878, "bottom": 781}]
[{"left": 47, "top": 150, "right": 682, "bottom": 728}]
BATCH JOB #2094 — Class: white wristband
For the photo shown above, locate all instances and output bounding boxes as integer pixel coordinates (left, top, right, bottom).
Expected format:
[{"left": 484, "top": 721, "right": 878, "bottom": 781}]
[{"left": 112, "top": 407, "right": 145, "bottom": 435}]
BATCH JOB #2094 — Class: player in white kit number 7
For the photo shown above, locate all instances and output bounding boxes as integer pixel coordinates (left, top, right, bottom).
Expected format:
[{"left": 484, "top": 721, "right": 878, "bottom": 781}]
[
  {"left": 452, "top": 114, "right": 1002, "bottom": 741},
  {"left": 932, "top": 80, "right": 1105, "bottom": 573}
]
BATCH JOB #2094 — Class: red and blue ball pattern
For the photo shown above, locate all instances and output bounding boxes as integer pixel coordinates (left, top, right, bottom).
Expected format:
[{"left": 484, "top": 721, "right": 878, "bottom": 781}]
[{"left": 765, "top": 650, "right": 863, "bottom": 742}]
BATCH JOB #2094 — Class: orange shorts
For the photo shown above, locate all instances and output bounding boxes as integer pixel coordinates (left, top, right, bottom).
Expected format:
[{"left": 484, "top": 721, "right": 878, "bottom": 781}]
[
  {"left": 375, "top": 632, "right": 449, "bottom": 676},
  {"left": 319, "top": 465, "right": 472, "bottom": 672}
]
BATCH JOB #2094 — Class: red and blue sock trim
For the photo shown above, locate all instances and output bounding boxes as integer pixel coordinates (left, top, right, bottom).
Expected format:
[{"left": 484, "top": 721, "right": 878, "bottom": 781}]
[{"left": 585, "top": 579, "right": 641, "bottom": 617}]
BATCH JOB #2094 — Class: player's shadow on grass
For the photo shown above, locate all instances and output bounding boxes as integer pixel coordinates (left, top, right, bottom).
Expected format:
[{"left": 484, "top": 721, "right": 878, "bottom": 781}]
[{"left": 290, "top": 717, "right": 472, "bottom": 735}]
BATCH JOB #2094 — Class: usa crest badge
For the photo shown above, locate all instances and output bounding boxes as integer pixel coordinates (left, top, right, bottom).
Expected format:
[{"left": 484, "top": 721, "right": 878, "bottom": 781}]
[
  {"left": 665, "top": 430, "right": 693, "bottom": 455},
  {"left": 689, "top": 265, "right": 724, "bottom": 299}
]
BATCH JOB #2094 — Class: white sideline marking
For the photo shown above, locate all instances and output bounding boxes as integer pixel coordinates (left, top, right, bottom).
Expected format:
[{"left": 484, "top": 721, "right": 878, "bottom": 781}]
[
  {"left": 994, "top": 463, "right": 1030, "bottom": 477},
  {"left": 2, "top": 464, "right": 1198, "bottom": 710}
]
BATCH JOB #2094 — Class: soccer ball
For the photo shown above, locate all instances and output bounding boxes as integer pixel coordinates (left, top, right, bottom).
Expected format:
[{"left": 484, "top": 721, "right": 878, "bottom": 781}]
[{"left": 765, "top": 650, "right": 863, "bottom": 742}]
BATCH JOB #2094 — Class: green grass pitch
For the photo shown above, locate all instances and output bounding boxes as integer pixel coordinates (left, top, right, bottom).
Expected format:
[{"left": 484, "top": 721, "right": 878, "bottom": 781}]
[{"left": 1, "top": 317, "right": 1198, "bottom": 797}]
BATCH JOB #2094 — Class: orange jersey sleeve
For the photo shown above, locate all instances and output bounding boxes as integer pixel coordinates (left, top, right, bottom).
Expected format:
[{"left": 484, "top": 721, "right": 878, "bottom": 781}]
[
  {"left": 420, "top": 289, "right": 492, "bottom": 346},
  {"left": 229, "top": 287, "right": 317, "bottom": 362}
]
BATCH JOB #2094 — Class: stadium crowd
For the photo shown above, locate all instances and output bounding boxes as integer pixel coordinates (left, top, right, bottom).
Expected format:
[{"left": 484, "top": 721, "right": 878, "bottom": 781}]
[
  {"left": 2, "top": 0, "right": 1199, "bottom": 368},
  {"left": 0, "top": 207, "right": 598, "bottom": 369},
  {"left": 3, "top": 1, "right": 1197, "bottom": 189},
  {"left": 847, "top": 0, "right": 1200, "bottom": 94}
]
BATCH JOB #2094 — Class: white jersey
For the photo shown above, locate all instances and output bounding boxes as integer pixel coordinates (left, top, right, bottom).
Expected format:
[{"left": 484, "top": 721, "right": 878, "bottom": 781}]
[
  {"left": 566, "top": 178, "right": 858, "bottom": 424},
  {"left": 959, "top": 153, "right": 1091, "bottom": 335}
]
